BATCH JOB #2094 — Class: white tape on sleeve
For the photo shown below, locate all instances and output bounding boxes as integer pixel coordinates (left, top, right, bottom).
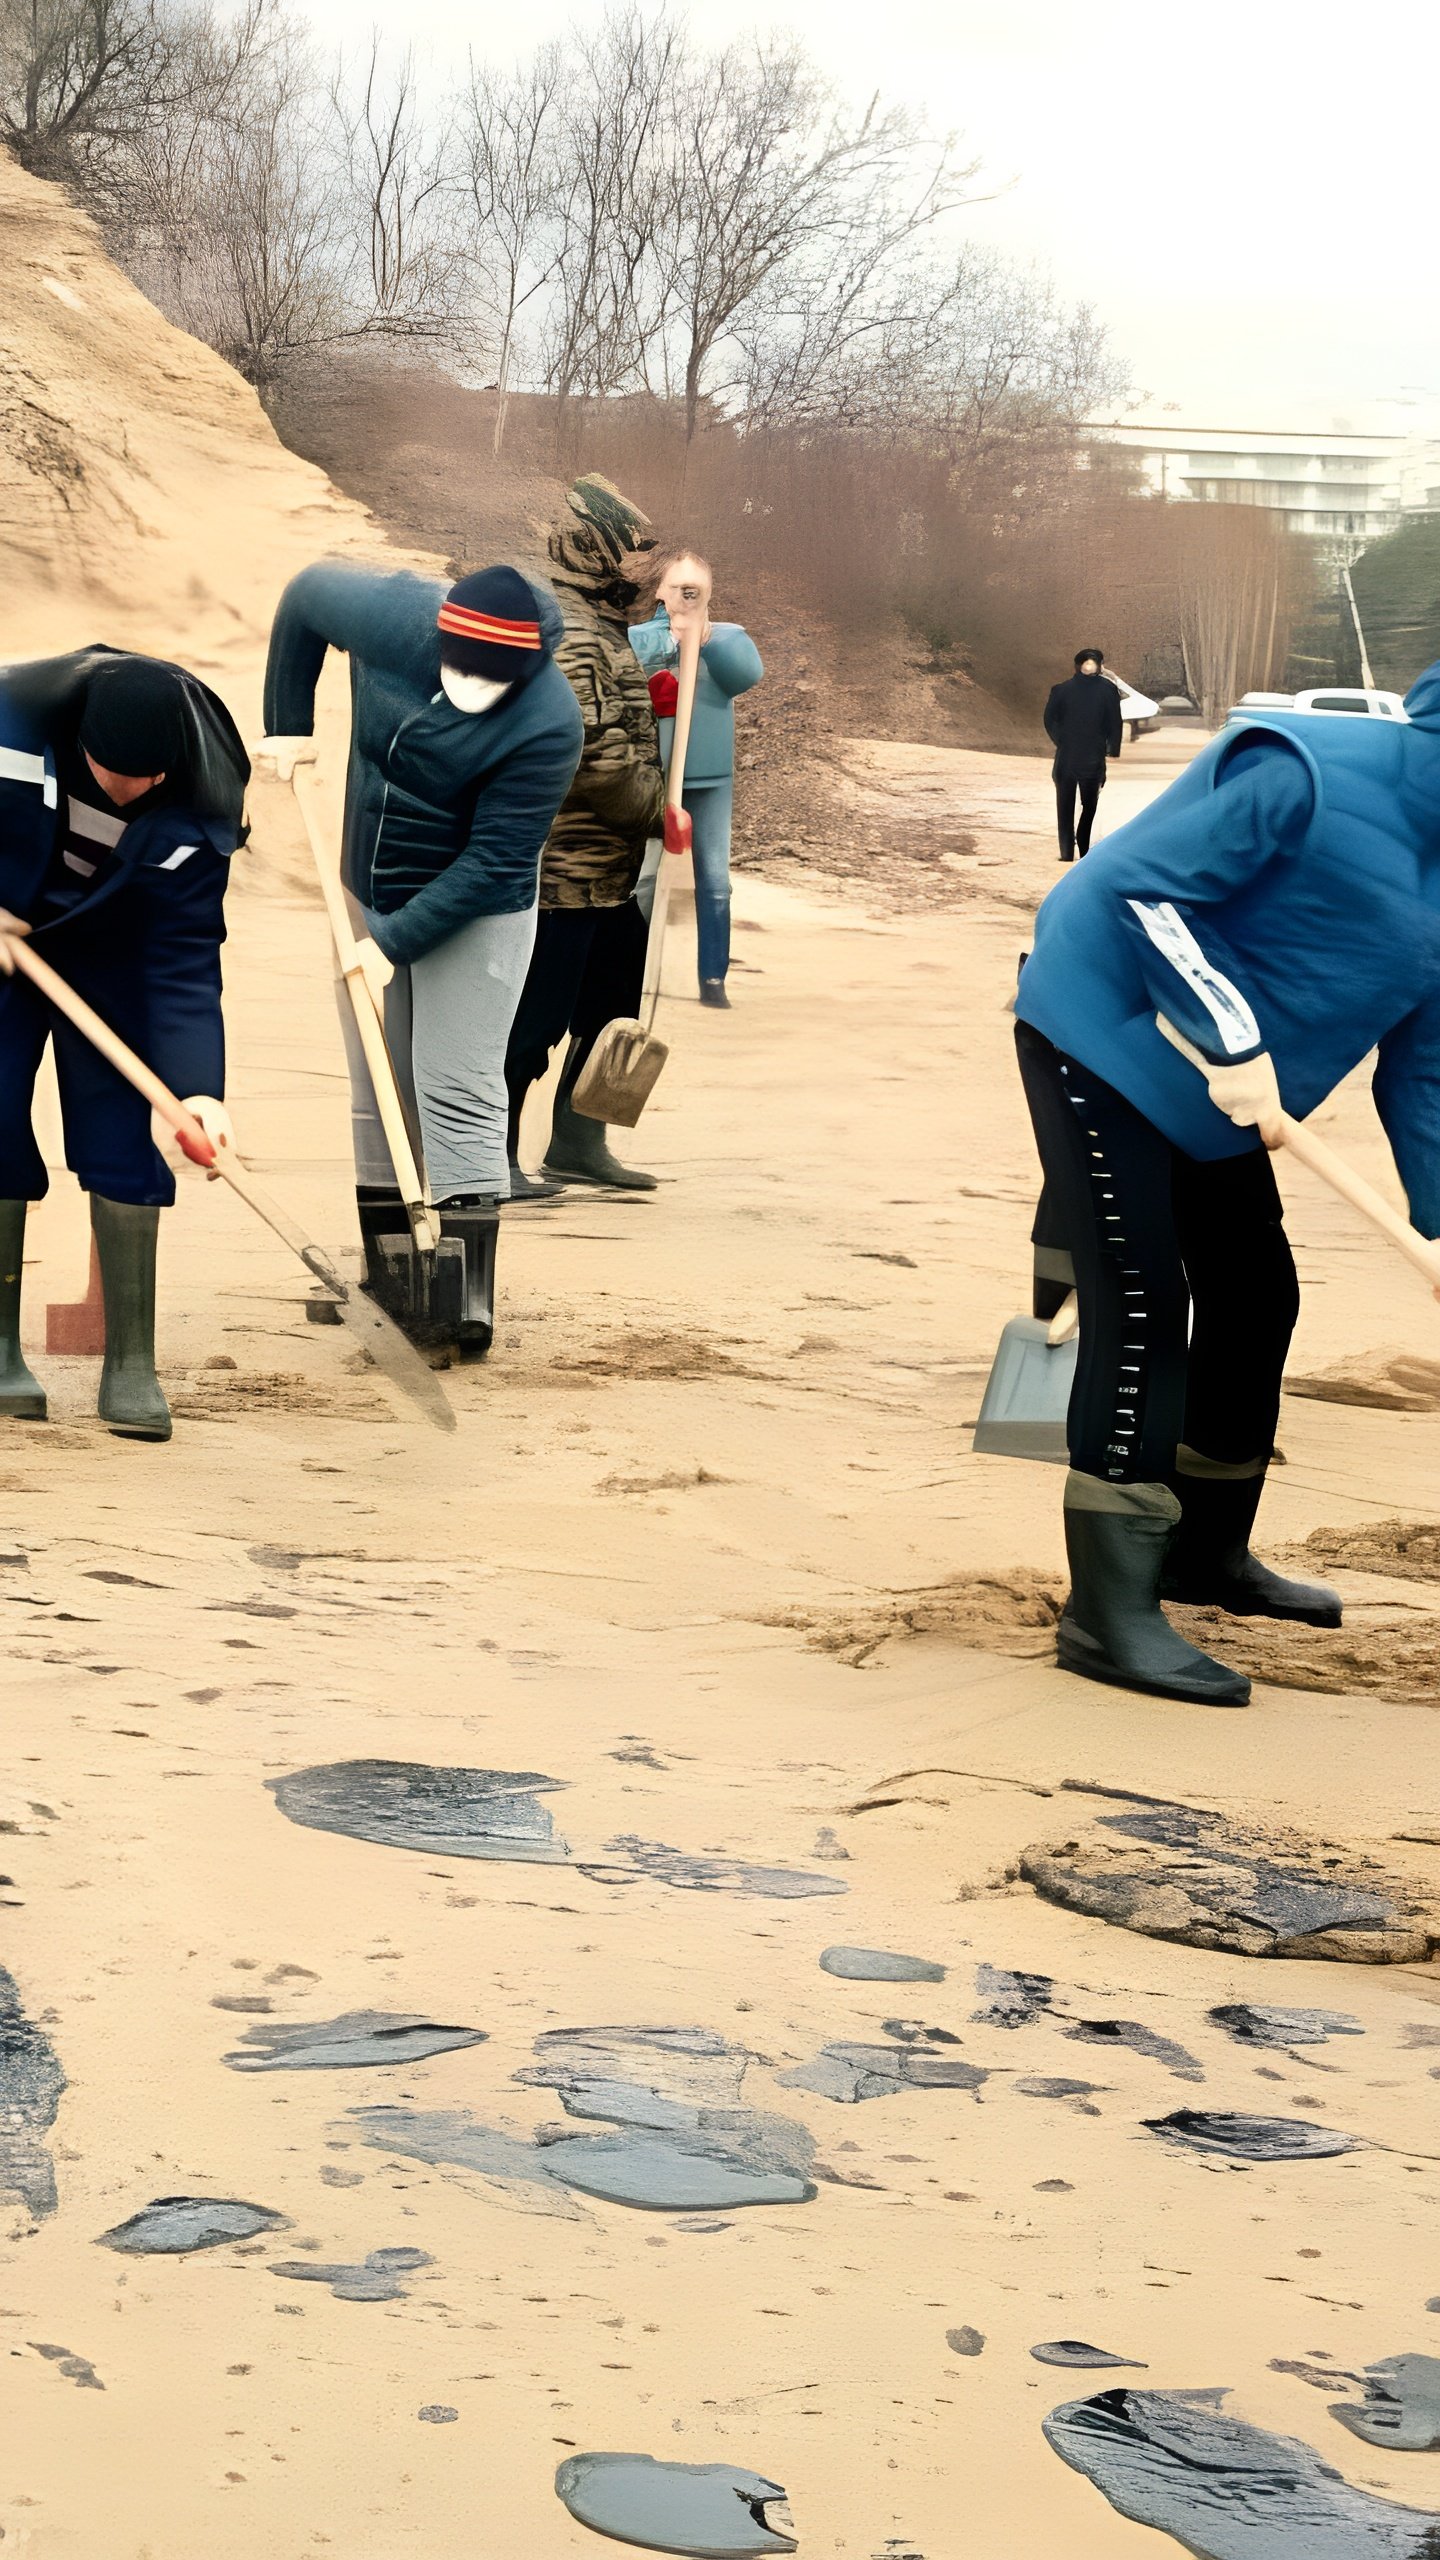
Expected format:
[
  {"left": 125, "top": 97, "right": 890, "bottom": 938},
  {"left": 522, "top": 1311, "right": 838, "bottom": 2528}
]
[{"left": 1127, "top": 899, "right": 1261, "bottom": 1056}]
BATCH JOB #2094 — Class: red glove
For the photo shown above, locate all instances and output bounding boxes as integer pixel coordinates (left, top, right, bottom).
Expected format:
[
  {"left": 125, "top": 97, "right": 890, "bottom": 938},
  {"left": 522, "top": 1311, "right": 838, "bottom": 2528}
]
[
  {"left": 648, "top": 669, "right": 680, "bottom": 718},
  {"left": 663, "top": 803, "right": 692, "bottom": 856}
]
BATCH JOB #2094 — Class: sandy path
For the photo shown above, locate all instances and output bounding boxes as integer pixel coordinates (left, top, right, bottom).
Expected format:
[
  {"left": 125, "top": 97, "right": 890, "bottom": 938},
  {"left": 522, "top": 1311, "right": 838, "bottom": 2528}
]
[{"left": 4, "top": 735, "right": 1440, "bottom": 2558}]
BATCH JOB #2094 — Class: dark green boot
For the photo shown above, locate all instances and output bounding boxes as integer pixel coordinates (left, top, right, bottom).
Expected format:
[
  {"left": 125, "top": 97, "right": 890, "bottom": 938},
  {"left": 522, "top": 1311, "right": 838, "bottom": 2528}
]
[
  {"left": 1162, "top": 1448, "right": 1341, "bottom": 1626},
  {"left": 1056, "top": 1471, "right": 1250, "bottom": 1707},
  {"left": 0, "top": 1200, "right": 46, "bottom": 1420},
  {"left": 542, "top": 1038, "right": 657, "bottom": 1192},
  {"left": 91, "top": 1197, "right": 171, "bottom": 1442}
]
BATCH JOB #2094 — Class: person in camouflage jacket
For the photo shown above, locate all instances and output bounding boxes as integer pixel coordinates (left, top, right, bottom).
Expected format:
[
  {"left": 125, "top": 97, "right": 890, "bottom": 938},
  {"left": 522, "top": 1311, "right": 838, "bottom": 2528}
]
[{"left": 505, "top": 473, "right": 677, "bottom": 1195}]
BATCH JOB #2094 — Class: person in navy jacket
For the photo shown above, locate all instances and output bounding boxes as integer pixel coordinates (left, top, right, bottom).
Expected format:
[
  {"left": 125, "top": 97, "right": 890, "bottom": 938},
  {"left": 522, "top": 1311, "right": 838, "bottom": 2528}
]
[
  {"left": 1013, "top": 663, "right": 1440, "bottom": 1707},
  {"left": 257, "top": 561, "right": 583, "bottom": 1352},
  {"left": 0, "top": 648, "right": 248, "bottom": 1442}
]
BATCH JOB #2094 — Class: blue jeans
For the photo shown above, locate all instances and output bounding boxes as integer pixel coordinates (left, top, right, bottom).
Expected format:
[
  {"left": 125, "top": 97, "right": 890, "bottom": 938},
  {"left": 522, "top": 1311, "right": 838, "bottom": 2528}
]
[{"left": 687, "top": 779, "right": 733, "bottom": 983}]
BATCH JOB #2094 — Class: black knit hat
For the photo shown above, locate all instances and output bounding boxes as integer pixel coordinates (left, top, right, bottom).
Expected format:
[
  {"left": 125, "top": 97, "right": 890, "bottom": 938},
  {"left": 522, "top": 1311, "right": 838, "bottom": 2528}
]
[
  {"left": 1074, "top": 647, "right": 1105, "bottom": 668},
  {"left": 79, "top": 659, "right": 187, "bottom": 775},
  {"left": 438, "top": 566, "right": 547, "bottom": 680}
]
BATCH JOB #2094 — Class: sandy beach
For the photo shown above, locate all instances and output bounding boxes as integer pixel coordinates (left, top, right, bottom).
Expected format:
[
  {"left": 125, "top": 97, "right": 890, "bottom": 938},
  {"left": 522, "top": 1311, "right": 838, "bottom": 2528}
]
[{"left": 4, "top": 149, "right": 1440, "bottom": 2560}]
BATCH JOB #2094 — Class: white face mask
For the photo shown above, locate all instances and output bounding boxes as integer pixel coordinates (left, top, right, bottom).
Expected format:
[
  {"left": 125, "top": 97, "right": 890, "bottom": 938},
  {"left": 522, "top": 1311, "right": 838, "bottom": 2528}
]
[{"left": 439, "top": 667, "right": 512, "bottom": 716}]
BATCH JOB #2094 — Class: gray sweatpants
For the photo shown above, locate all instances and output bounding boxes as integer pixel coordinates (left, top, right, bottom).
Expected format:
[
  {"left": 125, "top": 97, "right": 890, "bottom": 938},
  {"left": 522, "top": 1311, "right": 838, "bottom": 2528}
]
[{"left": 340, "top": 904, "right": 537, "bottom": 1200}]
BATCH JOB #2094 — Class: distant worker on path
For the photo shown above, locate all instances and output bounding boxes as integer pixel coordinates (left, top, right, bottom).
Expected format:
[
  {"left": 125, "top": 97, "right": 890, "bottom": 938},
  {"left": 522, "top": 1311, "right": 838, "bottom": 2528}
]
[
  {"left": 259, "top": 560, "right": 583, "bottom": 1350},
  {"left": 1044, "top": 648, "right": 1123, "bottom": 861},
  {"left": 629, "top": 550, "right": 764, "bottom": 1008},
  {"left": 0, "top": 648, "right": 248, "bottom": 1441},
  {"left": 1013, "top": 664, "right": 1440, "bottom": 1708},
  {"left": 506, "top": 474, "right": 703, "bottom": 1197}
]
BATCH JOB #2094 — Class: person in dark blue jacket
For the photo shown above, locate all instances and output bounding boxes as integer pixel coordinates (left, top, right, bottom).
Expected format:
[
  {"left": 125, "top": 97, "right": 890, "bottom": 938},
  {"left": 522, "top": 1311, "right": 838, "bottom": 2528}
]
[
  {"left": 0, "top": 648, "right": 248, "bottom": 1442},
  {"left": 1013, "top": 665, "right": 1440, "bottom": 1707},
  {"left": 257, "top": 561, "right": 583, "bottom": 1352}
]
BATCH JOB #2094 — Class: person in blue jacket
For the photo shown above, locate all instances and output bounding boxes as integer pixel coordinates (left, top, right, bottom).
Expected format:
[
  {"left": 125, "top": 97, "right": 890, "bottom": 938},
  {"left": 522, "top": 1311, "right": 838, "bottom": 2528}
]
[
  {"left": 1013, "top": 665, "right": 1440, "bottom": 1707},
  {"left": 0, "top": 648, "right": 248, "bottom": 1442},
  {"left": 257, "top": 561, "right": 583, "bottom": 1353},
  {"left": 629, "top": 549, "right": 763, "bottom": 1005}
]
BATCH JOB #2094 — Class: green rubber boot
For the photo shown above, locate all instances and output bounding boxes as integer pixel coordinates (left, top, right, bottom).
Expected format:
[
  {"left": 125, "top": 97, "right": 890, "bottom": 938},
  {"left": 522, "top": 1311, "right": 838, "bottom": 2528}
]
[
  {"left": 1056, "top": 1471, "right": 1250, "bottom": 1707},
  {"left": 92, "top": 1196, "right": 171, "bottom": 1442},
  {"left": 542, "top": 1038, "right": 658, "bottom": 1192},
  {"left": 0, "top": 1200, "right": 47, "bottom": 1420}
]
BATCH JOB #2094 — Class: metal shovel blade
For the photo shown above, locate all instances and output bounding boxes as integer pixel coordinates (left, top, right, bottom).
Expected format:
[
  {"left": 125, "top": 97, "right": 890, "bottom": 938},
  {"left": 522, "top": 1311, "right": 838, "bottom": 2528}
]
[{"left": 971, "top": 1316, "right": 1077, "bottom": 1464}]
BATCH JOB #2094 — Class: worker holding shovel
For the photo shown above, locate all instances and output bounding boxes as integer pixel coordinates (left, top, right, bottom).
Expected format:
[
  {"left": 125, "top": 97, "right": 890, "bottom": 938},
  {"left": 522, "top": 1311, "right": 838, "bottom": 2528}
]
[
  {"left": 1012, "top": 662, "right": 1440, "bottom": 1707},
  {"left": 256, "top": 561, "right": 583, "bottom": 1352},
  {"left": 0, "top": 648, "right": 248, "bottom": 1441}
]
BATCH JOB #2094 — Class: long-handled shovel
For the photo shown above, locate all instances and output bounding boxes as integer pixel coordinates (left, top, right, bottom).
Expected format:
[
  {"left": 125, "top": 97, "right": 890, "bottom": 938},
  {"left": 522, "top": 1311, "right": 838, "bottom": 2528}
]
[
  {"left": 572, "top": 619, "right": 703, "bottom": 1127},
  {"left": 288, "top": 763, "right": 439, "bottom": 1256},
  {"left": 2, "top": 934, "right": 456, "bottom": 1433}
]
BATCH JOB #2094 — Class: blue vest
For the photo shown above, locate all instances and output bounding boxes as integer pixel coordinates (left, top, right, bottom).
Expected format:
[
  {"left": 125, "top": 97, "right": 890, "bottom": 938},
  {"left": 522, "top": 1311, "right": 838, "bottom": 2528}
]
[{"left": 1015, "top": 664, "right": 1440, "bottom": 1232}]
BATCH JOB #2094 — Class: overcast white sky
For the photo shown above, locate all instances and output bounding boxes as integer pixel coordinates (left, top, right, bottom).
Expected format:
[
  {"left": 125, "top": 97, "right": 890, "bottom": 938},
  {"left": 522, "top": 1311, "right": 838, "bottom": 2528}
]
[{"left": 301, "top": 0, "right": 1438, "bottom": 432}]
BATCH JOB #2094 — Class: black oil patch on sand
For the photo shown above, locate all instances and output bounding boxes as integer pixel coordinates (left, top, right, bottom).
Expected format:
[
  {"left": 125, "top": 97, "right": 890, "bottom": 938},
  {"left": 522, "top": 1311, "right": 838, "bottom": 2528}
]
[
  {"left": 0, "top": 1965, "right": 64, "bottom": 2221},
  {"left": 1330, "top": 2354, "right": 1440, "bottom": 2453},
  {"left": 1044, "top": 2385, "right": 1440, "bottom": 2556},
  {"left": 1032, "top": 2340, "right": 1147, "bottom": 2370},
  {"left": 1209, "top": 2003, "right": 1362, "bottom": 2049},
  {"left": 225, "top": 2011, "right": 487, "bottom": 2072},
  {"left": 820, "top": 1946, "right": 946, "bottom": 1983},
  {"left": 591, "top": 1838, "right": 846, "bottom": 1900},
  {"left": 267, "top": 1761, "right": 569, "bottom": 1864},
  {"left": 272, "top": 2247, "right": 431, "bottom": 2302},
  {"left": 972, "top": 1965, "right": 1053, "bottom": 2028},
  {"left": 1144, "top": 2110, "right": 1360, "bottom": 2163},
  {"left": 98, "top": 2197, "right": 289, "bottom": 2253},
  {"left": 554, "top": 2451, "right": 797, "bottom": 2555},
  {"left": 1065, "top": 2019, "right": 1204, "bottom": 2082}
]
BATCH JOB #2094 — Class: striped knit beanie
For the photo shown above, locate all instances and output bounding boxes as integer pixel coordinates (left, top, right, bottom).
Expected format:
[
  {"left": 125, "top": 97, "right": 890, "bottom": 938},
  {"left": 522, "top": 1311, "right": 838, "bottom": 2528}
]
[{"left": 437, "top": 566, "right": 549, "bottom": 681}]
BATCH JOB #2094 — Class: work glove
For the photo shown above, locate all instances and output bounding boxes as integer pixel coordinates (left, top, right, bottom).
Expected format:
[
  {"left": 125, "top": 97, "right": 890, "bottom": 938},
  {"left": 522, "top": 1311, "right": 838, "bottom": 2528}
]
[
  {"left": 0, "top": 908, "right": 33, "bottom": 972},
  {"left": 663, "top": 803, "right": 693, "bottom": 857},
  {"left": 350, "top": 936, "right": 394, "bottom": 1014},
  {"left": 250, "top": 736, "right": 317, "bottom": 784},
  {"left": 152, "top": 1095, "right": 235, "bottom": 1178},
  {"left": 1201, "top": 1051, "right": 1284, "bottom": 1146}
]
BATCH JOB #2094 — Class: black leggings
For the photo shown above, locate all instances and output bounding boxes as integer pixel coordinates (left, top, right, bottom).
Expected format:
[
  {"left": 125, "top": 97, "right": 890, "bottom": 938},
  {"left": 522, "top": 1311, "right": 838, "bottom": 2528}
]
[
  {"left": 505, "top": 899, "right": 648, "bottom": 1136},
  {"left": 1015, "top": 1020, "right": 1299, "bottom": 1482}
]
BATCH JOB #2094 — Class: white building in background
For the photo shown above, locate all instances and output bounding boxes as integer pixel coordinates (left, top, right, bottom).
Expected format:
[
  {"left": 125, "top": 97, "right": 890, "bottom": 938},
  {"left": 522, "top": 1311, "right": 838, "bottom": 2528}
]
[{"left": 1085, "top": 419, "right": 1409, "bottom": 550}]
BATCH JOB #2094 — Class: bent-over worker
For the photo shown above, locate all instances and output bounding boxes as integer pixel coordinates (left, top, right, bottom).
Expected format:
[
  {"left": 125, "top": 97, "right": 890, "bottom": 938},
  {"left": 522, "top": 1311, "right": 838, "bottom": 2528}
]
[{"left": 0, "top": 649, "right": 248, "bottom": 1441}]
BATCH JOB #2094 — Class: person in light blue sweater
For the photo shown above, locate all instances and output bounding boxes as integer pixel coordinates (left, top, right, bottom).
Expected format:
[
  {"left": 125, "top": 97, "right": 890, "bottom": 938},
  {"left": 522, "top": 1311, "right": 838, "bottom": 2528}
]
[
  {"left": 629, "top": 551, "right": 763, "bottom": 1005},
  {"left": 1012, "top": 663, "right": 1440, "bottom": 1709}
]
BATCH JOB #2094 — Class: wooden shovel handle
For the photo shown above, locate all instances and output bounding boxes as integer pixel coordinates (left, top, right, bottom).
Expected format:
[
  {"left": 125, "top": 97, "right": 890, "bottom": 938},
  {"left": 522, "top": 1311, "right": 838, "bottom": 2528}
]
[
  {"left": 666, "top": 623, "right": 703, "bottom": 815},
  {"left": 1157, "top": 1013, "right": 1440, "bottom": 1291},
  {"left": 5, "top": 936, "right": 216, "bottom": 1163}
]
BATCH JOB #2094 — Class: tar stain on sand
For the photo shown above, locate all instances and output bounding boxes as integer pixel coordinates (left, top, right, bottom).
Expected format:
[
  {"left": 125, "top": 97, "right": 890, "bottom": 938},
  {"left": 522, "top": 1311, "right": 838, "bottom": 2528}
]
[
  {"left": 971, "top": 1964, "right": 1052, "bottom": 2027},
  {"left": 1064, "top": 2018, "right": 1205, "bottom": 2082},
  {"left": 0, "top": 1965, "right": 64, "bottom": 2220},
  {"left": 554, "top": 2452, "right": 797, "bottom": 2555},
  {"left": 1021, "top": 1801, "right": 1437, "bottom": 1963},
  {"left": 820, "top": 1946, "right": 946, "bottom": 1983},
  {"left": 1209, "top": 2002, "right": 1362, "bottom": 2049},
  {"left": 225, "top": 2010, "right": 487, "bottom": 2072},
  {"left": 99, "top": 2197, "right": 289, "bottom": 2253},
  {"left": 1329, "top": 2354, "right": 1440, "bottom": 2453},
  {"left": 1144, "top": 2110, "right": 1361, "bottom": 2164},
  {"left": 1044, "top": 2386, "right": 1440, "bottom": 2557},
  {"left": 587, "top": 1837, "right": 846, "bottom": 1899},
  {"left": 1031, "top": 2340, "right": 1147, "bottom": 2370},
  {"left": 272, "top": 2246, "right": 432, "bottom": 2303},
  {"left": 779, "top": 2042, "right": 987, "bottom": 2103},
  {"left": 268, "top": 1760, "right": 570, "bottom": 1864}
]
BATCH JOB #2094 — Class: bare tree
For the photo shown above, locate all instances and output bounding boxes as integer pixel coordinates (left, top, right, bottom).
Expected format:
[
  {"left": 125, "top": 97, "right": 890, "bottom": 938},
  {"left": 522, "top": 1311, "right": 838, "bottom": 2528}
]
[
  {"left": 657, "top": 47, "right": 979, "bottom": 442},
  {"left": 329, "top": 38, "right": 457, "bottom": 346},
  {"left": 457, "top": 45, "right": 564, "bottom": 453},
  {"left": 543, "top": 5, "right": 678, "bottom": 410}
]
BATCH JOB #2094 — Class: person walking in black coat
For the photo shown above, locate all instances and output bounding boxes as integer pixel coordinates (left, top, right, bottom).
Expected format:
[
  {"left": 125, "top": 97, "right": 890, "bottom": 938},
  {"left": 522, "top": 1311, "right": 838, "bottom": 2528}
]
[{"left": 1044, "top": 648, "right": 1123, "bottom": 861}]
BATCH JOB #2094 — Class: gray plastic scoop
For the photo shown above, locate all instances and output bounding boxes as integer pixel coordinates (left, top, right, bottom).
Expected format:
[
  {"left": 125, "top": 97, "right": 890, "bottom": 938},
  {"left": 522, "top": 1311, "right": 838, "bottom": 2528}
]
[{"left": 972, "top": 1306, "right": 1077, "bottom": 1464}]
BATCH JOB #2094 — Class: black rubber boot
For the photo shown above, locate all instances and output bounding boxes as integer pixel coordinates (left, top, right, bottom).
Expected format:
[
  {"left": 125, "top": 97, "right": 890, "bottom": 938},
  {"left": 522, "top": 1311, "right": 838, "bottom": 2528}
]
[
  {"left": 91, "top": 1196, "right": 171, "bottom": 1442},
  {"left": 542, "top": 1038, "right": 658, "bottom": 1192},
  {"left": 355, "top": 1185, "right": 409, "bottom": 1304},
  {"left": 1056, "top": 1472, "right": 1250, "bottom": 1706},
  {"left": 508, "top": 1162, "right": 568, "bottom": 1203},
  {"left": 699, "top": 978, "right": 731, "bottom": 1009},
  {"left": 0, "top": 1200, "right": 46, "bottom": 1420},
  {"left": 1162, "top": 1453, "right": 1342, "bottom": 1626},
  {"left": 435, "top": 1195, "right": 500, "bottom": 1359}
]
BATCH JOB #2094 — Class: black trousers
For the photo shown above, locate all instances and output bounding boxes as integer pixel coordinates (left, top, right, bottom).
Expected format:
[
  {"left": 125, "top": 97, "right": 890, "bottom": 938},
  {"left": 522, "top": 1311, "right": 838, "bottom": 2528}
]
[
  {"left": 1015, "top": 1021, "right": 1299, "bottom": 1483},
  {"left": 1056, "top": 771, "right": 1103, "bottom": 859},
  {"left": 505, "top": 899, "right": 648, "bottom": 1140}
]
